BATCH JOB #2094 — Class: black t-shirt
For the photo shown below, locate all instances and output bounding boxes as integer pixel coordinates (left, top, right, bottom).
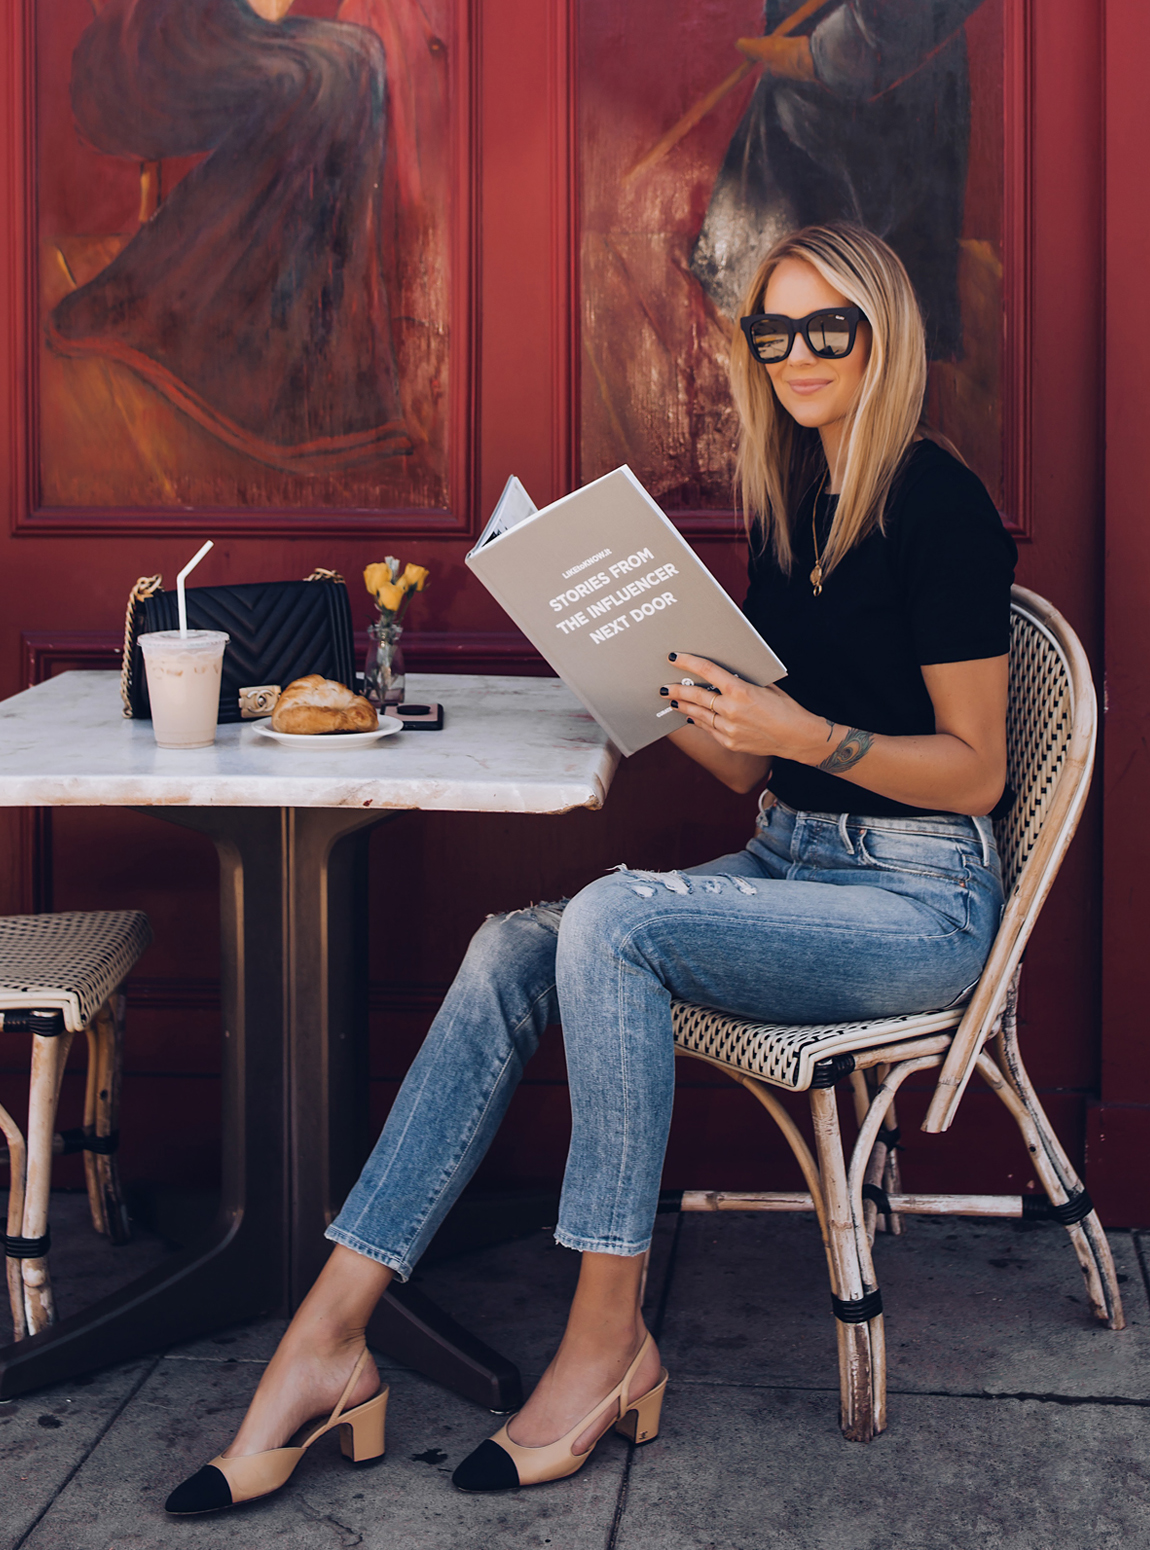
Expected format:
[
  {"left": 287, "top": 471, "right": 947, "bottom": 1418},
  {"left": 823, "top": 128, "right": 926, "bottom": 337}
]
[{"left": 742, "top": 440, "right": 1018, "bottom": 819}]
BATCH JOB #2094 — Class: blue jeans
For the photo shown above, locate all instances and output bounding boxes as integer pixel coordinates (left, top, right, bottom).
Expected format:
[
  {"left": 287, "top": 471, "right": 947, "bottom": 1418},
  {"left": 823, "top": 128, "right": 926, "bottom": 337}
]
[{"left": 326, "top": 800, "right": 1003, "bottom": 1276}]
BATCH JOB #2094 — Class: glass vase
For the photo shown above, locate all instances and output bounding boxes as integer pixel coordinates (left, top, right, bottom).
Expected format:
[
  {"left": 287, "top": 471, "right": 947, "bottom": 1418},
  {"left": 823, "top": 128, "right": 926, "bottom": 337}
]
[{"left": 364, "top": 619, "right": 405, "bottom": 707}]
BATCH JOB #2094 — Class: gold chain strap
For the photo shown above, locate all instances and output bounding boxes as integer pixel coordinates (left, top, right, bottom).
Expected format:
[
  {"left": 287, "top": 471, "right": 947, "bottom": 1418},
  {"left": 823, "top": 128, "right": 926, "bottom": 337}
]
[
  {"left": 120, "top": 574, "right": 163, "bottom": 718},
  {"left": 303, "top": 567, "right": 344, "bottom": 583}
]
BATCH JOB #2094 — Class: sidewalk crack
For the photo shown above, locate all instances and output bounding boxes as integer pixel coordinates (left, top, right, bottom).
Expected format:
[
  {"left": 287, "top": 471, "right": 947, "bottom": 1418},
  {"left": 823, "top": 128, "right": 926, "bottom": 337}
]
[
  {"left": 12, "top": 1352, "right": 164, "bottom": 1550},
  {"left": 901, "top": 1387, "right": 1150, "bottom": 1409}
]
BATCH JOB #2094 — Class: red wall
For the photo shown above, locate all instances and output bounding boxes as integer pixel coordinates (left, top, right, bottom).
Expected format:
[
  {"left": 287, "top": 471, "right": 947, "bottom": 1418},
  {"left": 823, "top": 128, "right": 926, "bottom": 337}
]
[
  {"left": 2, "top": 0, "right": 1144, "bottom": 1221},
  {"left": 1087, "top": 0, "right": 1150, "bottom": 1224}
]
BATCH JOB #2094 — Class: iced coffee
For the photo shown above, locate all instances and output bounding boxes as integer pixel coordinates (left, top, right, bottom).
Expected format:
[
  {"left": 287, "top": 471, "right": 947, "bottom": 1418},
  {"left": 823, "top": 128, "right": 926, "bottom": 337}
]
[{"left": 139, "top": 630, "right": 229, "bottom": 748}]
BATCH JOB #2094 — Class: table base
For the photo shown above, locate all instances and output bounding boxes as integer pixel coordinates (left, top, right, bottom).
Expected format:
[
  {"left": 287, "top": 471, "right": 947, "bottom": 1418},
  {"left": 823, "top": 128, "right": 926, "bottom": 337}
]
[{"left": 0, "top": 806, "right": 523, "bottom": 1411}]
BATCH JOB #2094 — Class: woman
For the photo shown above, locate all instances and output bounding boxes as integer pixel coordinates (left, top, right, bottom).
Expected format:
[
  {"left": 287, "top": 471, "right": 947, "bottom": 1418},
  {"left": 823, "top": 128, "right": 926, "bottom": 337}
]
[
  {"left": 53, "top": 0, "right": 410, "bottom": 473},
  {"left": 166, "top": 222, "right": 1015, "bottom": 1513}
]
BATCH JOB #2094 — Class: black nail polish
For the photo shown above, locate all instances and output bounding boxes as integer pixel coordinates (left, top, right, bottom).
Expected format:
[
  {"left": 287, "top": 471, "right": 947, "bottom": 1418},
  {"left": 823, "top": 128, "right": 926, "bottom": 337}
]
[
  {"left": 668, "top": 652, "right": 677, "bottom": 662},
  {"left": 686, "top": 717, "right": 694, "bottom": 724},
  {"left": 671, "top": 700, "right": 678, "bottom": 708},
  {"left": 659, "top": 686, "right": 669, "bottom": 697}
]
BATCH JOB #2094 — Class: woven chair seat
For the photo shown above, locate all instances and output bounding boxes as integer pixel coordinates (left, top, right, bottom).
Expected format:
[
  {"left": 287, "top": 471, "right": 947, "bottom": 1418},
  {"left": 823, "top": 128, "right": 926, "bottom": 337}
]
[
  {"left": 671, "top": 1000, "right": 965, "bottom": 1091},
  {"left": 0, "top": 911, "right": 153, "bottom": 1032}
]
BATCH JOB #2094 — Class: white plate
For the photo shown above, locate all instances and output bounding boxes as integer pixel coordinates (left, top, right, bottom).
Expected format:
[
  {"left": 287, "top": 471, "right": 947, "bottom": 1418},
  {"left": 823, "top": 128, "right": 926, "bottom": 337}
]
[{"left": 251, "top": 719, "right": 402, "bottom": 748}]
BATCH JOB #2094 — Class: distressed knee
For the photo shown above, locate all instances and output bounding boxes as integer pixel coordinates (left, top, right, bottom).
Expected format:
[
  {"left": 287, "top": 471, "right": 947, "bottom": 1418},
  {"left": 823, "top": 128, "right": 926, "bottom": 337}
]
[
  {"left": 464, "top": 899, "right": 566, "bottom": 979},
  {"left": 557, "top": 872, "right": 652, "bottom": 962}
]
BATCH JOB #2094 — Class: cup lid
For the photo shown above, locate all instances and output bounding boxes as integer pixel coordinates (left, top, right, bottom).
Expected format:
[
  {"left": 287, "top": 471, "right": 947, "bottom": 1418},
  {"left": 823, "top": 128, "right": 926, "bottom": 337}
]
[{"left": 139, "top": 629, "right": 230, "bottom": 650}]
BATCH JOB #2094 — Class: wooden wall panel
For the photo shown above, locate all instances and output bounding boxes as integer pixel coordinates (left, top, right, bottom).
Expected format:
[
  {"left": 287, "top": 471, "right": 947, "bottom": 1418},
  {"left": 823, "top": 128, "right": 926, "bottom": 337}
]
[
  {"left": 1004, "top": 0, "right": 1104, "bottom": 1113},
  {"left": 0, "top": 0, "right": 1127, "bottom": 1217}
]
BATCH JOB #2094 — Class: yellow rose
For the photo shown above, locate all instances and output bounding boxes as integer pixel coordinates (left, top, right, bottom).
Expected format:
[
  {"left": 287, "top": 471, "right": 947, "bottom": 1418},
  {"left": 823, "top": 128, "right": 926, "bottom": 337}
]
[
  {"left": 364, "top": 562, "right": 393, "bottom": 599},
  {"left": 373, "top": 579, "right": 406, "bottom": 613},
  {"left": 400, "top": 563, "right": 430, "bottom": 592}
]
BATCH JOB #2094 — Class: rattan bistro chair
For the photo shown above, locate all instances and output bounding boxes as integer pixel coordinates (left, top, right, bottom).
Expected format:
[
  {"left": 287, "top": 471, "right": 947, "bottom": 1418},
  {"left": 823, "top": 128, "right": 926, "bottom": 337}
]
[
  {"left": 0, "top": 910, "right": 152, "bottom": 1339},
  {"left": 668, "top": 585, "right": 1124, "bottom": 1442}
]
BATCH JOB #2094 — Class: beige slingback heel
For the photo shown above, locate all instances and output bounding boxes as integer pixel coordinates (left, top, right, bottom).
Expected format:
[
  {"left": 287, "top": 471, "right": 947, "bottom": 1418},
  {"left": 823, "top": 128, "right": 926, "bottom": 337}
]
[
  {"left": 452, "top": 1332, "right": 668, "bottom": 1492},
  {"left": 165, "top": 1347, "right": 388, "bottom": 1515}
]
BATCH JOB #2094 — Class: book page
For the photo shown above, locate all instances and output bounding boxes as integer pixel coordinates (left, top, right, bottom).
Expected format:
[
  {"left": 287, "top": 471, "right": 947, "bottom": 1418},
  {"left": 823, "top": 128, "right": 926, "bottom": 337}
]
[{"left": 473, "top": 475, "right": 539, "bottom": 551}]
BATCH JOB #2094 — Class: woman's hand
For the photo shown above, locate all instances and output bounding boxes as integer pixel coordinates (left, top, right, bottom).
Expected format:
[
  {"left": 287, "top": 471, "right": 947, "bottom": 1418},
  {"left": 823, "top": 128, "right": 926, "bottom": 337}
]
[
  {"left": 664, "top": 653, "right": 829, "bottom": 759},
  {"left": 661, "top": 652, "right": 829, "bottom": 795}
]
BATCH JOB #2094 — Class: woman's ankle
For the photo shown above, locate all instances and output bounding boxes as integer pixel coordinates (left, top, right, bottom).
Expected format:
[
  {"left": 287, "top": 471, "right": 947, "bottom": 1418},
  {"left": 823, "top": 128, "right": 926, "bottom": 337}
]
[
  {"left": 557, "top": 1311, "right": 648, "bottom": 1358},
  {"left": 279, "top": 1318, "right": 367, "bottom": 1362},
  {"left": 294, "top": 1245, "right": 392, "bottom": 1335},
  {"left": 542, "top": 1323, "right": 652, "bottom": 1393},
  {"left": 276, "top": 1281, "right": 379, "bottom": 1363}
]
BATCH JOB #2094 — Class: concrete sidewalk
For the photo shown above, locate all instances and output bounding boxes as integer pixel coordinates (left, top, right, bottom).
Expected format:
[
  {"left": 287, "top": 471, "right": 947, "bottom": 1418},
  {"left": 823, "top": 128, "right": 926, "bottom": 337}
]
[{"left": 3, "top": 1197, "right": 1149, "bottom": 1549}]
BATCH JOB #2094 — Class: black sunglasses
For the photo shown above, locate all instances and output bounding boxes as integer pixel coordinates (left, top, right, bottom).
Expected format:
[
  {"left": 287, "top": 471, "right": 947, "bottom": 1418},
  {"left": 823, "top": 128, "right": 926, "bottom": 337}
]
[{"left": 739, "top": 306, "right": 866, "bottom": 364}]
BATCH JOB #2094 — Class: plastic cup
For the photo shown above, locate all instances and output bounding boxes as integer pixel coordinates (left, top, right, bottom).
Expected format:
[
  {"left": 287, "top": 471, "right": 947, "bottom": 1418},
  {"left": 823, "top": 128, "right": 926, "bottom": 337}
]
[{"left": 139, "top": 630, "right": 229, "bottom": 748}]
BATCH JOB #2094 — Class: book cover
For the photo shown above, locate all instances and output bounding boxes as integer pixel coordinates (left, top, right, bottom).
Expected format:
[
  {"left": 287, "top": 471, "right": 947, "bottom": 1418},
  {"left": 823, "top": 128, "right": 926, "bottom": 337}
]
[{"left": 466, "top": 467, "right": 786, "bottom": 757}]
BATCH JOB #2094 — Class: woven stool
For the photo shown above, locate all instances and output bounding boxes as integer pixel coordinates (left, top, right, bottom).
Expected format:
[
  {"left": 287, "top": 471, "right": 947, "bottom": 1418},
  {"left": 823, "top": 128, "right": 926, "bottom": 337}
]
[
  {"left": 669, "top": 587, "right": 1125, "bottom": 1442},
  {"left": 0, "top": 909, "right": 152, "bottom": 1338}
]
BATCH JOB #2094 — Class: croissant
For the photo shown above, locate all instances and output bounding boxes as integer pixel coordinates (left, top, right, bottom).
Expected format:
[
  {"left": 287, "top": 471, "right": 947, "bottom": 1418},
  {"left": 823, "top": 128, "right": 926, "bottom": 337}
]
[{"left": 271, "top": 675, "right": 379, "bottom": 734}]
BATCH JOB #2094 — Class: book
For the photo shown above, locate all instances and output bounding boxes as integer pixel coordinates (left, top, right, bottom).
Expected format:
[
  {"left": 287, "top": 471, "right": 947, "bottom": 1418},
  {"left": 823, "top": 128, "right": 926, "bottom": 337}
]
[{"left": 466, "top": 466, "right": 787, "bottom": 756}]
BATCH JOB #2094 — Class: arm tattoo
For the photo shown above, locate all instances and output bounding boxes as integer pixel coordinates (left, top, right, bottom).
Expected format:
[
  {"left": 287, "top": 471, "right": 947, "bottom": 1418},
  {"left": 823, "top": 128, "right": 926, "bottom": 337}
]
[{"left": 819, "top": 726, "right": 874, "bottom": 775}]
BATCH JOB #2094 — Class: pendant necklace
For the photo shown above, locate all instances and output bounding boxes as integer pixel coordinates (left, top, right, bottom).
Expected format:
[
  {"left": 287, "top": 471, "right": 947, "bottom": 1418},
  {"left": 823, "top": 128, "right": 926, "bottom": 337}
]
[{"left": 810, "top": 472, "right": 830, "bottom": 597}]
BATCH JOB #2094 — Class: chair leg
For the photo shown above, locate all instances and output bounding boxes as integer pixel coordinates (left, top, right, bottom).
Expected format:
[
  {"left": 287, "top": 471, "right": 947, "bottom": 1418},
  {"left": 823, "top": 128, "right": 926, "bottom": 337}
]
[
  {"left": 81, "top": 1023, "right": 106, "bottom": 1237},
  {"left": 850, "top": 1071, "right": 883, "bottom": 1243},
  {"left": 849, "top": 1068, "right": 902, "bottom": 1241},
  {"left": 842, "top": 1050, "right": 947, "bottom": 1439},
  {"left": 976, "top": 1048, "right": 1125, "bottom": 1331},
  {"left": 861, "top": 1135, "right": 892, "bottom": 1246},
  {"left": 0, "top": 1101, "right": 28, "bottom": 1339},
  {"left": 86, "top": 995, "right": 130, "bottom": 1246},
  {"left": 995, "top": 996, "right": 1123, "bottom": 1330},
  {"left": 736, "top": 1071, "right": 829, "bottom": 1246},
  {"left": 848, "top": 1070, "right": 869, "bottom": 1129},
  {"left": 809, "top": 1087, "right": 882, "bottom": 1442},
  {"left": 880, "top": 1093, "right": 904, "bottom": 1237},
  {"left": 20, "top": 1029, "right": 75, "bottom": 1336}
]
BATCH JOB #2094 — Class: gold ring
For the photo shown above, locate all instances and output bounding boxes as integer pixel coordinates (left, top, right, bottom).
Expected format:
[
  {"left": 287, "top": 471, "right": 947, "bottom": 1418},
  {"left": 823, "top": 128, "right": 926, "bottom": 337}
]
[{"left": 710, "top": 694, "right": 718, "bottom": 714}]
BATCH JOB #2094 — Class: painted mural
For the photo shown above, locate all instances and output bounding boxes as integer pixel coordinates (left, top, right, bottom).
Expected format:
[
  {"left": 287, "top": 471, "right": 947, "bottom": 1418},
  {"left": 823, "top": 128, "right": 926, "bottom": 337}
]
[
  {"left": 36, "top": 0, "right": 452, "bottom": 511},
  {"left": 580, "top": 0, "right": 1005, "bottom": 515}
]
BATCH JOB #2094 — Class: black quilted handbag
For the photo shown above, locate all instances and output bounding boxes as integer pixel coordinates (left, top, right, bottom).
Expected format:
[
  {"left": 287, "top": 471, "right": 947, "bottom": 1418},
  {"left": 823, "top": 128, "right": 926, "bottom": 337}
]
[{"left": 121, "top": 570, "right": 357, "bottom": 723}]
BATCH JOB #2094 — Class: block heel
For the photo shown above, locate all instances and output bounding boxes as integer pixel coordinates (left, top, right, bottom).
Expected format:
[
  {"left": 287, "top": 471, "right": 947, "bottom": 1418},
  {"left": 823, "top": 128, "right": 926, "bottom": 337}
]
[
  {"left": 339, "top": 1388, "right": 388, "bottom": 1463},
  {"left": 614, "top": 1371, "right": 667, "bottom": 1444}
]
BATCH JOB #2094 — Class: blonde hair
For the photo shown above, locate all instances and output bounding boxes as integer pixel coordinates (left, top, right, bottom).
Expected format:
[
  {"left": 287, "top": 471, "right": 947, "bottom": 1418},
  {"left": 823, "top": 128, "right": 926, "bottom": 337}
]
[{"left": 729, "top": 222, "right": 929, "bottom": 578}]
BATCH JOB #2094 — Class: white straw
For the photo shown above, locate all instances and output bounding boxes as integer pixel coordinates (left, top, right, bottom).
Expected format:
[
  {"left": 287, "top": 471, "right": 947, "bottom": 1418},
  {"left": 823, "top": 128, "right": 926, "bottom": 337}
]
[{"left": 176, "top": 540, "right": 214, "bottom": 637}]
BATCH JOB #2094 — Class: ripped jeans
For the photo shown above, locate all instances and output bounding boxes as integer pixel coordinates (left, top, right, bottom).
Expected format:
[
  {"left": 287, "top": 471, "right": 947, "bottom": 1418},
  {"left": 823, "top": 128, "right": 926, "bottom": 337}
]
[{"left": 326, "top": 800, "right": 1003, "bottom": 1274}]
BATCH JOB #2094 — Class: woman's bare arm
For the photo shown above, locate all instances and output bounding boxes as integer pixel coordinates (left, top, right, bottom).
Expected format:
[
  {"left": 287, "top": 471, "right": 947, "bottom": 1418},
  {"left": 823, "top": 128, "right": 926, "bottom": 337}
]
[{"left": 665, "top": 652, "right": 1008, "bottom": 815}]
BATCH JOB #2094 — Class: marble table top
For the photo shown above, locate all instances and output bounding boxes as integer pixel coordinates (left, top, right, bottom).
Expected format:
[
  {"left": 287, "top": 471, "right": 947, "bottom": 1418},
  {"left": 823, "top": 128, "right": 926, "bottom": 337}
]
[{"left": 0, "top": 672, "right": 621, "bottom": 814}]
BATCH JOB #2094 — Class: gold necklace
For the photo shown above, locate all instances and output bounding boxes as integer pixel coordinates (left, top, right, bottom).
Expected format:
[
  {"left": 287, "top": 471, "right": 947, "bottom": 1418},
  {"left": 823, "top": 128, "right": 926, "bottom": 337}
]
[{"left": 810, "top": 472, "right": 829, "bottom": 596}]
